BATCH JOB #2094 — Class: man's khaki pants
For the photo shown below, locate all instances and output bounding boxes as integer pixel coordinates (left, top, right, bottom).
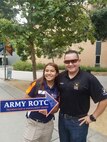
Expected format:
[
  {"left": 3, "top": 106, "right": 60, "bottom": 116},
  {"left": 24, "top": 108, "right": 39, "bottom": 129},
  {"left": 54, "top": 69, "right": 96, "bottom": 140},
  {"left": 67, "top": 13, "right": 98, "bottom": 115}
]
[{"left": 23, "top": 118, "right": 54, "bottom": 142}]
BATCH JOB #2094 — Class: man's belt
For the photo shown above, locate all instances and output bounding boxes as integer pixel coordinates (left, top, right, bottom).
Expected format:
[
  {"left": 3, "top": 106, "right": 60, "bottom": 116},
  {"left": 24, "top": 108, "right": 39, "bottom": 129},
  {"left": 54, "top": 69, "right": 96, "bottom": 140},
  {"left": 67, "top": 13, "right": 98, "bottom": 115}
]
[{"left": 60, "top": 112, "right": 87, "bottom": 119}]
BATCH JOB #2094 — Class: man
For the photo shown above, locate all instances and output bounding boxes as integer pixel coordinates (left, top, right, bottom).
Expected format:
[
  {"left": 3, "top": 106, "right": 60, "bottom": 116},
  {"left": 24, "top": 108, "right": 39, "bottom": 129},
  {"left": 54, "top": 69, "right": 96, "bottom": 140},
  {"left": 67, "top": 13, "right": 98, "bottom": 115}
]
[{"left": 58, "top": 50, "right": 107, "bottom": 142}]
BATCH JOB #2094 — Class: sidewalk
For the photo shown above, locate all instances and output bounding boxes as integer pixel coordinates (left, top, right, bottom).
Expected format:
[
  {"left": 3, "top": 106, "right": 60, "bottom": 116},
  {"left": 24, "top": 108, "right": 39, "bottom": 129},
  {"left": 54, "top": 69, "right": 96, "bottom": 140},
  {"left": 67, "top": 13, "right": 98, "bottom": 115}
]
[{"left": 0, "top": 69, "right": 107, "bottom": 142}]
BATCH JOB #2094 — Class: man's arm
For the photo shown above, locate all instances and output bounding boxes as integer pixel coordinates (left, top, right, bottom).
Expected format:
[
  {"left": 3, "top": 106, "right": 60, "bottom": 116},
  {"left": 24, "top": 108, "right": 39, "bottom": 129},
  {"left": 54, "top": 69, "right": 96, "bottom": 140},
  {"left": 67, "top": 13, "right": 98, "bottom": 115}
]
[
  {"left": 79, "top": 99, "right": 107, "bottom": 126},
  {"left": 92, "top": 99, "right": 107, "bottom": 119}
]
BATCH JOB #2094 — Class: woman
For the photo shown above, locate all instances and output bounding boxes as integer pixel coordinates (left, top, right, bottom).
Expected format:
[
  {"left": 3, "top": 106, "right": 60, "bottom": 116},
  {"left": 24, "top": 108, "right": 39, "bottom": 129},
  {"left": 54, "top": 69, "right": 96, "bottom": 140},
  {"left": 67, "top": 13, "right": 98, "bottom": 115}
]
[{"left": 23, "top": 62, "right": 59, "bottom": 142}]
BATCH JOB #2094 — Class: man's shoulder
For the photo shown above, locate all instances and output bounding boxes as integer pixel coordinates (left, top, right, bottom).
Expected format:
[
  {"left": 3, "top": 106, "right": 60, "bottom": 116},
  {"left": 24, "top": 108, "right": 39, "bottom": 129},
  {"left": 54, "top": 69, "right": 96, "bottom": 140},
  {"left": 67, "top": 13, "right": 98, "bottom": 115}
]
[
  {"left": 80, "top": 69, "right": 98, "bottom": 81},
  {"left": 80, "top": 69, "right": 92, "bottom": 76}
]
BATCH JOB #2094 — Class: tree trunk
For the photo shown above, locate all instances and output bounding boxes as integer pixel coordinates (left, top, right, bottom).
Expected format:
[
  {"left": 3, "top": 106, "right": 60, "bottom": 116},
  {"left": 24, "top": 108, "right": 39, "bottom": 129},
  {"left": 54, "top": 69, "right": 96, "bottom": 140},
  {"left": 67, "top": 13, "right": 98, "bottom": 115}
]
[
  {"left": 52, "top": 57, "right": 54, "bottom": 63},
  {"left": 30, "top": 41, "right": 37, "bottom": 80}
]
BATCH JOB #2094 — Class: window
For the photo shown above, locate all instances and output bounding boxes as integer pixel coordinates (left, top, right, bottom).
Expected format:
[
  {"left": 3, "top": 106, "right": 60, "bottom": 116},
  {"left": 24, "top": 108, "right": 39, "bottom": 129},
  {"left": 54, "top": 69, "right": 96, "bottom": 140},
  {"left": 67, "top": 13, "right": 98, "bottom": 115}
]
[
  {"left": 95, "top": 55, "right": 100, "bottom": 67},
  {"left": 96, "top": 41, "right": 101, "bottom": 55},
  {"left": 95, "top": 41, "right": 101, "bottom": 67}
]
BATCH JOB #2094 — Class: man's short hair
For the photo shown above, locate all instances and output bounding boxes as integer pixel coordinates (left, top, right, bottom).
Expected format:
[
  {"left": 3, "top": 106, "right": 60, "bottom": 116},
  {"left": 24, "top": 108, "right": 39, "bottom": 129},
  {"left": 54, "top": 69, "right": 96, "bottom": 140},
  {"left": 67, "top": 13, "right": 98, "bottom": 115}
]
[{"left": 65, "top": 50, "right": 79, "bottom": 58}]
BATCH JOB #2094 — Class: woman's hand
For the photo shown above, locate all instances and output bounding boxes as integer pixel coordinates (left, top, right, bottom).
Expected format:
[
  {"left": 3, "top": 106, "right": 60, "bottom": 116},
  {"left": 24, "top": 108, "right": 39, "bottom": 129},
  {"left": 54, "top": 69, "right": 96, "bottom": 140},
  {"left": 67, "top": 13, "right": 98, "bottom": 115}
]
[
  {"left": 50, "top": 104, "right": 59, "bottom": 114},
  {"left": 39, "top": 110, "right": 47, "bottom": 115}
]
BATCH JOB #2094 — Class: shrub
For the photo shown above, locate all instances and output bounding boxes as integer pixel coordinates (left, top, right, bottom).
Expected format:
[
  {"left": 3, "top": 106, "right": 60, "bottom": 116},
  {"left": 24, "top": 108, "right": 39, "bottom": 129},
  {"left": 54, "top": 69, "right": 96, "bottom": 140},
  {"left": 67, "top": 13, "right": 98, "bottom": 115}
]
[
  {"left": 13, "top": 61, "right": 107, "bottom": 72},
  {"left": 80, "top": 66, "right": 107, "bottom": 72},
  {"left": 13, "top": 61, "right": 32, "bottom": 71},
  {"left": 36, "top": 63, "right": 45, "bottom": 70}
]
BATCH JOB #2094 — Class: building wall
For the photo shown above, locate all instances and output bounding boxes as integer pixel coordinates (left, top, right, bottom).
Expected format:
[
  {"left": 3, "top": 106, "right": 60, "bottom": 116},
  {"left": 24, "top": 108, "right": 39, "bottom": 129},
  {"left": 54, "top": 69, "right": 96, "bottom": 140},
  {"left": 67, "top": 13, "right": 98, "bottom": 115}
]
[
  {"left": 1, "top": 41, "right": 106, "bottom": 67},
  {"left": 100, "top": 42, "right": 107, "bottom": 68},
  {"left": 71, "top": 41, "right": 96, "bottom": 67},
  {"left": 36, "top": 41, "right": 107, "bottom": 68}
]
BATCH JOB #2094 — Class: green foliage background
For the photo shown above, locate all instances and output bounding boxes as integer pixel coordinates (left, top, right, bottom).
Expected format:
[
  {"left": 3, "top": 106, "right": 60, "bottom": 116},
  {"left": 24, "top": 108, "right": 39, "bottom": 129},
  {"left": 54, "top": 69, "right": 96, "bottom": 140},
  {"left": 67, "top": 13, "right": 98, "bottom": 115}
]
[{"left": 13, "top": 61, "right": 107, "bottom": 72}]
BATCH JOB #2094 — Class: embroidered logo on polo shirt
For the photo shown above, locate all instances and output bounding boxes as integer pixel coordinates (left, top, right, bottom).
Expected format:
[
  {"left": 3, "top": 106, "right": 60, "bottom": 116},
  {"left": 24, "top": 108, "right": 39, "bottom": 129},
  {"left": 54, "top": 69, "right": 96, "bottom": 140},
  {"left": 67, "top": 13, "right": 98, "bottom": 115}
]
[
  {"left": 51, "top": 93, "right": 57, "bottom": 99},
  {"left": 60, "top": 82, "right": 64, "bottom": 85},
  {"left": 102, "top": 88, "right": 107, "bottom": 96},
  {"left": 74, "top": 83, "right": 79, "bottom": 90}
]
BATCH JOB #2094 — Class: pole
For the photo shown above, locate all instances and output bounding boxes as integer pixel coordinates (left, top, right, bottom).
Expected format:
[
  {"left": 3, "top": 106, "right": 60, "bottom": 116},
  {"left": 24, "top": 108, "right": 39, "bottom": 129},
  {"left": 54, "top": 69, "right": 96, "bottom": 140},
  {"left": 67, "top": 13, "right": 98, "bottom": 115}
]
[{"left": 3, "top": 44, "right": 7, "bottom": 80}]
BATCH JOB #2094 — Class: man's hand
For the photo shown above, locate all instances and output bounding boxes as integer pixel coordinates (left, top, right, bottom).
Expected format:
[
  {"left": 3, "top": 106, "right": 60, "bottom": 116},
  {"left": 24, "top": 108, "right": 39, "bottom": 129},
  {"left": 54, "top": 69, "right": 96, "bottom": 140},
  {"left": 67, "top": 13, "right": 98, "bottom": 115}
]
[{"left": 78, "top": 115, "right": 92, "bottom": 126}]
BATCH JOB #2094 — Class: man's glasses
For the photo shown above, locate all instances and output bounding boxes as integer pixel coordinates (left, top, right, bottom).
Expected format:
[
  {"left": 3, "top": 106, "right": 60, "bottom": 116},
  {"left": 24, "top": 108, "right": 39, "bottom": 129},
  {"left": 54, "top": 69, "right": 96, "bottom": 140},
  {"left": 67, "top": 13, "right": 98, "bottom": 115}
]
[{"left": 64, "top": 59, "right": 79, "bottom": 64}]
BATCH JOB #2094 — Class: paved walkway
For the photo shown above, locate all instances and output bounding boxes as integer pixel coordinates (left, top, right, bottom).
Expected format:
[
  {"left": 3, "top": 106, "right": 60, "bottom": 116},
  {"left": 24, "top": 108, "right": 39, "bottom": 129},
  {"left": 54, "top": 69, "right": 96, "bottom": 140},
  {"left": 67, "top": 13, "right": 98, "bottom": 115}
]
[{"left": 0, "top": 68, "right": 107, "bottom": 142}]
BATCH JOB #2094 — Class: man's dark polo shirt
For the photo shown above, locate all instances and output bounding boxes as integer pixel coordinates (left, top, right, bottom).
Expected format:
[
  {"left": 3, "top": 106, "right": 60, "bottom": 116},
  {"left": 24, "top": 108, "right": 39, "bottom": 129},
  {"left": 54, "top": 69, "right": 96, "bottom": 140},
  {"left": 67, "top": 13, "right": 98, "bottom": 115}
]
[{"left": 58, "top": 69, "right": 107, "bottom": 117}]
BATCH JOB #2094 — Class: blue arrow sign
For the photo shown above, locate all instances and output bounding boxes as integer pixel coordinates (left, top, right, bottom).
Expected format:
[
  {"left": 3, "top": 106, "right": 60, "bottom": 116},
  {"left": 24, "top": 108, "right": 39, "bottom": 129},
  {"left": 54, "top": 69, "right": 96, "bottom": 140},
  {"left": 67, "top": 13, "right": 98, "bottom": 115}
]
[{"left": 0, "top": 91, "right": 58, "bottom": 117}]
